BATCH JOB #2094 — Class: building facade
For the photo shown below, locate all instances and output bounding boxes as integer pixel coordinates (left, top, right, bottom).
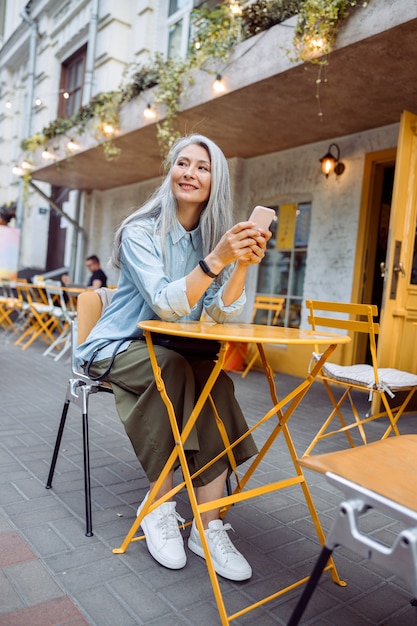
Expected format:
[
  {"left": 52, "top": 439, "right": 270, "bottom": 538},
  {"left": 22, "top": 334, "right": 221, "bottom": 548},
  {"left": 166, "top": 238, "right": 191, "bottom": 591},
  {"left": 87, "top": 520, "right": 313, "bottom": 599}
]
[{"left": 1, "top": 0, "right": 417, "bottom": 376}]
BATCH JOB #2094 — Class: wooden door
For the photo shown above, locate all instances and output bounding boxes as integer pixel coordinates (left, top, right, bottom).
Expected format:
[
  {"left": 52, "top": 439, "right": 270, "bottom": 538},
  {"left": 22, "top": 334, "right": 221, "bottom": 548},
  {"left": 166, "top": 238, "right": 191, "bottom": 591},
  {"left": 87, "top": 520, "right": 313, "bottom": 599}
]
[{"left": 378, "top": 110, "right": 417, "bottom": 371}]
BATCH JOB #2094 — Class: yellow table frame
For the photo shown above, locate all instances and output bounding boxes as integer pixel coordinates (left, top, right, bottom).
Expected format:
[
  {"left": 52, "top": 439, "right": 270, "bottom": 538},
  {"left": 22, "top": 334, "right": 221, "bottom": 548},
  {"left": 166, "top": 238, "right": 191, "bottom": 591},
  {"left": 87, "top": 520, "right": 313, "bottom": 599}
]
[{"left": 113, "top": 321, "right": 351, "bottom": 624}]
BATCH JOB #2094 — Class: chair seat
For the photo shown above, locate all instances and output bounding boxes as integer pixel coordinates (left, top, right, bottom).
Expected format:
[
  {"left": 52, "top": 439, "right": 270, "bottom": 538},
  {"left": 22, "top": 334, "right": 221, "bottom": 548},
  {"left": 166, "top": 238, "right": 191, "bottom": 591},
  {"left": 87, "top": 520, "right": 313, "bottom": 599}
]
[{"left": 314, "top": 354, "right": 417, "bottom": 394}]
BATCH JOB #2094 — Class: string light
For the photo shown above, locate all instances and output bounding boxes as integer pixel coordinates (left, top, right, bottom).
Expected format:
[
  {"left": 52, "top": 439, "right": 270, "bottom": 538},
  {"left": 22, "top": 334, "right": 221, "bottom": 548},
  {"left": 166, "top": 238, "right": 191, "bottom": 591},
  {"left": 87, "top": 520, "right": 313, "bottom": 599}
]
[
  {"left": 5, "top": 101, "right": 12, "bottom": 109},
  {"left": 213, "top": 74, "right": 226, "bottom": 94},
  {"left": 42, "top": 149, "right": 55, "bottom": 161},
  {"left": 12, "top": 166, "right": 24, "bottom": 177},
  {"left": 67, "top": 140, "right": 79, "bottom": 152},
  {"left": 12, "top": 159, "right": 32, "bottom": 177},
  {"left": 101, "top": 123, "right": 115, "bottom": 136},
  {"left": 143, "top": 103, "right": 156, "bottom": 121},
  {"left": 230, "top": 1, "right": 242, "bottom": 16},
  {"left": 35, "top": 98, "right": 42, "bottom": 107}
]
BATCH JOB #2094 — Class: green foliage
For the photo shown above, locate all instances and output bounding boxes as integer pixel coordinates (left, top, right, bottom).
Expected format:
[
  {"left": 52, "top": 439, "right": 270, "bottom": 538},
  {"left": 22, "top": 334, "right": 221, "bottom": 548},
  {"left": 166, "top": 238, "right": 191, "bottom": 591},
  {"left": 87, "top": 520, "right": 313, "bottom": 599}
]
[
  {"left": 293, "top": 0, "right": 368, "bottom": 62},
  {"left": 153, "top": 54, "right": 195, "bottom": 155},
  {"left": 191, "top": 3, "right": 242, "bottom": 63},
  {"left": 21, "top": 133, "right": 48, "bottom": 152},
  {"left": 21, "top": 0, "right": 369, "bottom": 161},
  {"left": 119, "top": 61, "right": 161, "bottom": 102},
  {"left": 241, "top": 0, "right": 299, "bottom": 38}
]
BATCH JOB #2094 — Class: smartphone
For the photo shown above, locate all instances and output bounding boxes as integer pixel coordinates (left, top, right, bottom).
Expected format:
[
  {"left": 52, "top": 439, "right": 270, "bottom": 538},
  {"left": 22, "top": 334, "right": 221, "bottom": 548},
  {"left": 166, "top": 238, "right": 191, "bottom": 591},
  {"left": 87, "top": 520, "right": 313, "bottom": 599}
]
[{"left": 249, "top": 205, "right": 276, "bottom": 230}]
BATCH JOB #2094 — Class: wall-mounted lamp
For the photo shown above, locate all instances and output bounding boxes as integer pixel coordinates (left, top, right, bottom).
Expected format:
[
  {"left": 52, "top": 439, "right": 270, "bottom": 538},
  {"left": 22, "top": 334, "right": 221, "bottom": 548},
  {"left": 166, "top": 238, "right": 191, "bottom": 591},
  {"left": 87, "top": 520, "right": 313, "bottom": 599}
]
[{"left": 319, "top": 143, "right": 345, "bottom": 178}]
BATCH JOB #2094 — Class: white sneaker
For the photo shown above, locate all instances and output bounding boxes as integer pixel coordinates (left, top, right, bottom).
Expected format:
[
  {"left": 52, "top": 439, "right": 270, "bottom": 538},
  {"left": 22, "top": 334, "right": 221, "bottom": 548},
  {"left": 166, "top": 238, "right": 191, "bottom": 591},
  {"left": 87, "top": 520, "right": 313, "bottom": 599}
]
[
  {"left": 137, "top": 492, "right": 186, "bottom": 569},
  {"left": 188, "top": 519, "right": 252, "bottom": 581}
]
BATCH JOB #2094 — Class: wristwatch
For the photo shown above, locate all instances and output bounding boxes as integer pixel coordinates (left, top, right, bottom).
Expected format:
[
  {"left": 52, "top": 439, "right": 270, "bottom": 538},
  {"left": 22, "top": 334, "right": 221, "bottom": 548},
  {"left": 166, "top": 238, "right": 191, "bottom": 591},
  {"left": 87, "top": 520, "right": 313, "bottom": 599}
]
[{"left": 199, "top": 259, "right": 219, "bottom": 279}]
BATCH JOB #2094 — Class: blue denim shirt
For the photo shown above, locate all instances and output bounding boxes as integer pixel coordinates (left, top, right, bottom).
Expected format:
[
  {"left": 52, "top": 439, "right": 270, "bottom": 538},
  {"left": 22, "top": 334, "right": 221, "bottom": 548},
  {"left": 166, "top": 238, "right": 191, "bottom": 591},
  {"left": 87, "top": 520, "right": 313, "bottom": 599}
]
[{"left": 75, "top": 217, "right": 245, "bottom": 366}]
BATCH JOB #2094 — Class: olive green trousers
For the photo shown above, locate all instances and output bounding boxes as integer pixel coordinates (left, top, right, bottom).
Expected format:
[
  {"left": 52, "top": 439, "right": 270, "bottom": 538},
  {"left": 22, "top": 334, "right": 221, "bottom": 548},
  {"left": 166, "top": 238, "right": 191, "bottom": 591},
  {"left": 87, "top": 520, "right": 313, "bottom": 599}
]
[{"left": 88, "top": 340, "right": 258, "bottom": 486}]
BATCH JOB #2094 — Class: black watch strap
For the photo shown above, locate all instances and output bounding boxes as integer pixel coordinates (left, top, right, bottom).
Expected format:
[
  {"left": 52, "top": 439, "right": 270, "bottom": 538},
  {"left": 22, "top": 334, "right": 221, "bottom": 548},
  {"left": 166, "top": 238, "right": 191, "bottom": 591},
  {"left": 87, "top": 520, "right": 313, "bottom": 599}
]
[{"left": 199, "top": 259, "right": 219, "bottom": 279}]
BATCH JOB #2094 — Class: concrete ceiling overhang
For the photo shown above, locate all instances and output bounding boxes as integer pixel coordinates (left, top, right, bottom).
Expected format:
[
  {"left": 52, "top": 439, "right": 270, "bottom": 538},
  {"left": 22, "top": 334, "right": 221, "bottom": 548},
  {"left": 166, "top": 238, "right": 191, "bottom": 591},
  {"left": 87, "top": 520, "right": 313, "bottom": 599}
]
[{"left": 29, "top": 15, "right": 417, "bottom": 191}]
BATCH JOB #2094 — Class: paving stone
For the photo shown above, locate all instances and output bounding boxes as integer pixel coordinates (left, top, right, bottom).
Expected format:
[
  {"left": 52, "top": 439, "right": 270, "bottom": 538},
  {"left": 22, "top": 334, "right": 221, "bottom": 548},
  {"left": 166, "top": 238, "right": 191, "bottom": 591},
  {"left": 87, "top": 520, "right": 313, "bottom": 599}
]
[{"left": 1, "top": 338, "right": 417, "bottom": 625}]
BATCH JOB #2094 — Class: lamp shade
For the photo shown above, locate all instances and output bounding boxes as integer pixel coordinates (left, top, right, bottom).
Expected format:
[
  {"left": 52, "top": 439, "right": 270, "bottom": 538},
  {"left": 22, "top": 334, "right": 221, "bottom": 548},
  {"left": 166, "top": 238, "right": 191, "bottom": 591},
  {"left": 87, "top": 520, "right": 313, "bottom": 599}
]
[{"left": 319, "top": 143, "right": 344, "bottom": 178}]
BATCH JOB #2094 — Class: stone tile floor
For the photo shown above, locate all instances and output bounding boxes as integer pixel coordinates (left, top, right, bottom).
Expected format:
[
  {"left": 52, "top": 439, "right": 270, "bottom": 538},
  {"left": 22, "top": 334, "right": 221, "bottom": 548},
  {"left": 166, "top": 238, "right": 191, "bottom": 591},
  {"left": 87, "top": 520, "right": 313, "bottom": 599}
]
[{"left": 1, "top": 335, "right": 417, "bottom": 625}]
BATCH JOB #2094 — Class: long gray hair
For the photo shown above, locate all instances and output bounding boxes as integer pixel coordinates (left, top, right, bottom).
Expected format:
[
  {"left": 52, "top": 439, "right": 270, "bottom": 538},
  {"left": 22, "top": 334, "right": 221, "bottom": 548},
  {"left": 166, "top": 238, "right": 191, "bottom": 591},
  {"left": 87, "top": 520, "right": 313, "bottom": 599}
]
[{"left": 111, "top": 134, "right": 233, "bottom": 270}]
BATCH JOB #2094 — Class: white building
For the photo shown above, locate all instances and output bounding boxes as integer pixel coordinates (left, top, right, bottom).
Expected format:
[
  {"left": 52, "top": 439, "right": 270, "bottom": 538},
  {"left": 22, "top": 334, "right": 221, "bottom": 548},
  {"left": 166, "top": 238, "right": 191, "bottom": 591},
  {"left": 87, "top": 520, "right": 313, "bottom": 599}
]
[{"left": 1, "top": 0, "right": 417, "bottom": 376}]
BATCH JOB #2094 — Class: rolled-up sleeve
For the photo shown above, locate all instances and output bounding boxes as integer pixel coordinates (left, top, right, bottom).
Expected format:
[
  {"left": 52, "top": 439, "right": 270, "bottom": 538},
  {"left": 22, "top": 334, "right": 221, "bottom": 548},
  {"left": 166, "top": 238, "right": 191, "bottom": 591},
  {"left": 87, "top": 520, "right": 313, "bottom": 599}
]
[{"left": 204, "top": 280, "right": 246, "bottom": 323}]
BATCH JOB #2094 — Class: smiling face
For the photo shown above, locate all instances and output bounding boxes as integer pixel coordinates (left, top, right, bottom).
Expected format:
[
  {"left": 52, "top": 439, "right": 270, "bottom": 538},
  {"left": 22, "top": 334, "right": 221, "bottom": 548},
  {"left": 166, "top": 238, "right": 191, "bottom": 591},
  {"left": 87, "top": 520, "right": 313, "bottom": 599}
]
[{"left": 171, "top": 143, "right": 212, "bottom": 226}]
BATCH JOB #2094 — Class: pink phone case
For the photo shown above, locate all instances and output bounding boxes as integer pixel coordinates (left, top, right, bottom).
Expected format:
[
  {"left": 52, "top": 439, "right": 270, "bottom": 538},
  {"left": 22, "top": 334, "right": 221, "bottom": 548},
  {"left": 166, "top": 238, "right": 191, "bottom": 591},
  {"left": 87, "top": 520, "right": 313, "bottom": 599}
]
[{"left": 249, "top": 206, "right": 276, "bottom": 230}]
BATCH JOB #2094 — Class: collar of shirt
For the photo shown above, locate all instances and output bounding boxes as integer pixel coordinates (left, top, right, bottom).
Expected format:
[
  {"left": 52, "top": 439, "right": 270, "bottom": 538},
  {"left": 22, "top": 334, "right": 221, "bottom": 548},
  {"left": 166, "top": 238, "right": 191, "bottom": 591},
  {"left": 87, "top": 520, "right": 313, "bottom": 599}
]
[{"left": 169, "top": 220, "right": 200, "bottom": 249}]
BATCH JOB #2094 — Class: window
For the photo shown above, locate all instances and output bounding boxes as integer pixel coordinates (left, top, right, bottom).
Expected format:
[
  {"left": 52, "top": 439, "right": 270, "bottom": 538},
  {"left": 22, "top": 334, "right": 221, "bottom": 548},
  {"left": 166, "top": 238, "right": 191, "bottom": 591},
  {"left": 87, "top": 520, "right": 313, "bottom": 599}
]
[
  {"left": 255, "top": 202, "right": 311, "bottom": 328},
  {"left": 166, "top": 0, "right": 193, "bottom": 58},
  {"left": 58, "top": 45, "right": 87, "bottom": 118}
]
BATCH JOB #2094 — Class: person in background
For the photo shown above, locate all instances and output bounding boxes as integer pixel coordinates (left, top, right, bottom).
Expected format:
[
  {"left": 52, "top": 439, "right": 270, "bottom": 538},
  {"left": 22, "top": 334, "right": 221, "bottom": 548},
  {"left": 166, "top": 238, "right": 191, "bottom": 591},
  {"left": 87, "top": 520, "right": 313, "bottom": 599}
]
[
  {"left": 0, "top": 209, "right": 10, "bottom": 225},
  {"left": 75, "top": 134, "right": 271, "bottom": 581},
  {"left": 62, "top": 255, "right": 107, "bottom": 289},
  {"left": 85, "top": 255, "right": 107, "bottom": 289}
]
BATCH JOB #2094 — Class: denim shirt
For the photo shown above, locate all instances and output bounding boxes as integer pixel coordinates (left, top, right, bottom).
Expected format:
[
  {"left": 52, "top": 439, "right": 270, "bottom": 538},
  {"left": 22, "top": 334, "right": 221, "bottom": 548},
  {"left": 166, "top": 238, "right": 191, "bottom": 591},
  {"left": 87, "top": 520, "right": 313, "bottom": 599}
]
[{"left": 75, "top": 217, "right": 245, "bottom": 366}]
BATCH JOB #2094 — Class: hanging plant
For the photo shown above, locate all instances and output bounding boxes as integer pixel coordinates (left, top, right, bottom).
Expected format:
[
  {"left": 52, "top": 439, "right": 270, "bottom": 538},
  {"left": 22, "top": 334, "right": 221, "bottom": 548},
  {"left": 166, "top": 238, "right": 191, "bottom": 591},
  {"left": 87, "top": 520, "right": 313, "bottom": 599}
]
[
  {"left": 19, "top": 0, "right": 370, "bottom": 164},
  {"left": 191, "top": 2, "right": 243, "bottom": 64},
  {"left": 119, "top": 61, "right": 161, "bottom": 103},
  {"left": 241, "top": 0, "right": 299, "bottom": 38},
  {"left": 293, "top": 0, "right": 369, "bottom": 63}
]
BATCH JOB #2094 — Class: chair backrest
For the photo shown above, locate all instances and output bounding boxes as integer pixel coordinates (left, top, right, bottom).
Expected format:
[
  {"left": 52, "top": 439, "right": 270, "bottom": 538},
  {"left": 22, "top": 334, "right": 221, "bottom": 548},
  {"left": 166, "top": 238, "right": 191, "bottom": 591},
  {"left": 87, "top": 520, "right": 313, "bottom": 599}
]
[
  {"left": 77, "top": 290, "right": 104, "bottom": 345},
  {"left": 306, "top": 299, "right": 380, "bottom": 371},
  {"left": 251, "top": 295, "right": 285, "bottom": 325}
]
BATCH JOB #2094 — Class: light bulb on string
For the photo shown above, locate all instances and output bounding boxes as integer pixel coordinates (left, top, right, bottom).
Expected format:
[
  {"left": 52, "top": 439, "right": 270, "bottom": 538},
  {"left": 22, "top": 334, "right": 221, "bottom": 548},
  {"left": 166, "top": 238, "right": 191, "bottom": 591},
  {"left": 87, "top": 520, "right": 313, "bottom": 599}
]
[
  {"left": 12, "top": 165, "right": 24, "bottom": 177},
  {"left": 101, "top": 123, "right": 115, "bottom": 136},
  {"left": 42, "top": 149, "right": 55, "bottom": 161},
  {"left": 144, "top": 103, "right": 156, "bottom": 121},
  {"left": 213, "top": 74, "right": 226, "bottom": 94},
  {"left": 230, "top": 1, "right": 242, "bottom": 16},
  {"left": 67, "top": 139, "right": 79, "bottom": 152}
]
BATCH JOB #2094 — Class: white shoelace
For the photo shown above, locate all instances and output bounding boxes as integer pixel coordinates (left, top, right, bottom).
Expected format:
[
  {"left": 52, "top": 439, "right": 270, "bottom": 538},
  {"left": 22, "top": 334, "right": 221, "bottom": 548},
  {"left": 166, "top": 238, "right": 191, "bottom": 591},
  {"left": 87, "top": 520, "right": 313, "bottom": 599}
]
[
  {"left": 157, "top": 508, "right": 185, "bottom": 540},
  {"left": 208, "top": 523, "right": 238, "bottom": 555}
]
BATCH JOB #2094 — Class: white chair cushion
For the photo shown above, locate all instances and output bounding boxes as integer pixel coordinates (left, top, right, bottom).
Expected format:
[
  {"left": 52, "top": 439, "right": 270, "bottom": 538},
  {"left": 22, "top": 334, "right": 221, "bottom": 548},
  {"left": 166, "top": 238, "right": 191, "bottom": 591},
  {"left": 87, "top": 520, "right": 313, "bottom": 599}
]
[{"left": 313, "top": 354, "right": 417, "bottom": 394}]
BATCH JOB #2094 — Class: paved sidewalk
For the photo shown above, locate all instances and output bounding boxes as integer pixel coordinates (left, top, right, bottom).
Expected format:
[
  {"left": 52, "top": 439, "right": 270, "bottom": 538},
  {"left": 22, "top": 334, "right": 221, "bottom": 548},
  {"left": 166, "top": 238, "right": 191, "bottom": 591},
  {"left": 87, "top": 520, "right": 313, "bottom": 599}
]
[{"left": 1, "top": 336, "right": 417, "bottom": 625}]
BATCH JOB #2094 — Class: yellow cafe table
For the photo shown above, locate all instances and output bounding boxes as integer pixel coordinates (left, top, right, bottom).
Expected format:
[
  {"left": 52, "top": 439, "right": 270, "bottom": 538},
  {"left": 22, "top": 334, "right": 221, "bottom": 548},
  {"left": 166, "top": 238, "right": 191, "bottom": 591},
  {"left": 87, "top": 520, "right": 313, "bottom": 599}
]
[{"left": 113, "top": 320, "right": 351, "bottom": 624}]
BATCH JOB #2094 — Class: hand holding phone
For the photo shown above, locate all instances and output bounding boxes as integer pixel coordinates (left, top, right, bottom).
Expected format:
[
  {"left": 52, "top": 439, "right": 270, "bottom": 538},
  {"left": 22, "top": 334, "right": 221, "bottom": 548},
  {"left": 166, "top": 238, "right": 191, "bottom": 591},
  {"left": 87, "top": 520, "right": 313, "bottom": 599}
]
[{"left": 249, "top": 205, "right": 276, "bottom": 231}]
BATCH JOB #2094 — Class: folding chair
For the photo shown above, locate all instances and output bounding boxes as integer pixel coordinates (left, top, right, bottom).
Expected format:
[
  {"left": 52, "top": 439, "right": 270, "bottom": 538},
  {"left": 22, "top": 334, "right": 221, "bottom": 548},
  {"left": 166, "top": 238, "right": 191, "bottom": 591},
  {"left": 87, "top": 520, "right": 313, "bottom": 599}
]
[
  {"left": 288, "top": 435, "right": 417, "bottom": 625},
  {"left": 0, "top": 280, "right": 29, "bottom": 342},
  {"left": 45, "top": 289, "right": 115, "bottom": 536},
  {"left": 0, "top": 279, "right": 17, "bottom": 330},
  {"left": 46, "top": 288, "right": 232, "bottom": 537},
  {"left": 42, "top": 281, "right": 77, "bottom": 361},
  {"left": 13, "top": 281, "right": 61, "bottom": 350},
  {"left": 304, "top": 300, "right": 417, "bottom": 455},
  {"left": 241, "top": 294, "right": 284, "bottom": 378}
]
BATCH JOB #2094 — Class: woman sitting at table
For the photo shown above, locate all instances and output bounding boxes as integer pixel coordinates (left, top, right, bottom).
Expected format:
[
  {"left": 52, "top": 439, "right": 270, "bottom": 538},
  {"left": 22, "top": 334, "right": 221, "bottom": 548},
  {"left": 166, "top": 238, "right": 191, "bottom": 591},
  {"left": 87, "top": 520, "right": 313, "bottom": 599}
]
[{"left": 75, "top": 134, "right": 270, "bottom": 581}]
